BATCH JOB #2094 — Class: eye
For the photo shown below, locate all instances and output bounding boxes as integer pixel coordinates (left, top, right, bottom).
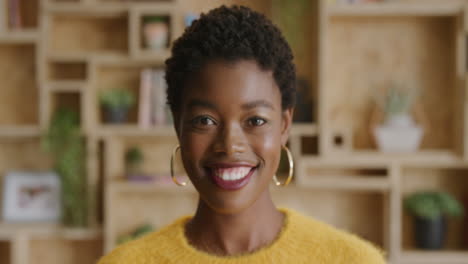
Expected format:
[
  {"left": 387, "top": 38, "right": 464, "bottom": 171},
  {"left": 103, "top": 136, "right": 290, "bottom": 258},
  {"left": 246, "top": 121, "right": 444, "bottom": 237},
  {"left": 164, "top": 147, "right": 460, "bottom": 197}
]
[
  {"left": 192, "top": 115, "right": 216, "bottom": 126},
  {"left": 247, "top": 116, "right": 267, "bottom": 127}
]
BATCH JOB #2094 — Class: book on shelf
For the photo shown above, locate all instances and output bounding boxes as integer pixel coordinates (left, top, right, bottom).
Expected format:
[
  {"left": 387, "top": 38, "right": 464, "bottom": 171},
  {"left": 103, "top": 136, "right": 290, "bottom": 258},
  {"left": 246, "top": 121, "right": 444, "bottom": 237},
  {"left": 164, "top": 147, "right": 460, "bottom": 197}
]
[
  {"left": 138, "top": 68, "right": 172, "bottom": 129},
  {"left": 138, "top": 69, "right": 153, "bottom": 129},
  {"left": 8, "top": 0, "right": 22, "bottom": 30}
]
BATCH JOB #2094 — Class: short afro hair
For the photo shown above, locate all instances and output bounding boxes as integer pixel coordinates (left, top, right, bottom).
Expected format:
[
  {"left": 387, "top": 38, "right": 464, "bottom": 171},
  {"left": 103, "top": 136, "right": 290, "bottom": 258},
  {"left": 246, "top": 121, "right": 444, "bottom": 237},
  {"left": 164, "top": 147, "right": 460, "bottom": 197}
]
[{"left": 165, "top": 5, "right": 296, "bottom": 114}]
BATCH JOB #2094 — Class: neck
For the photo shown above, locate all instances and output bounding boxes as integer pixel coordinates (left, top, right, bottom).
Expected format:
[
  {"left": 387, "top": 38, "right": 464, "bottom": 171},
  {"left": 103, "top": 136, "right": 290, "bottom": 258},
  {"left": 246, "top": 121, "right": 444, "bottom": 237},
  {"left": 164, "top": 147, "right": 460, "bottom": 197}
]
[{"left": 185, "top": 189, "right": 284, "bottom": 256}]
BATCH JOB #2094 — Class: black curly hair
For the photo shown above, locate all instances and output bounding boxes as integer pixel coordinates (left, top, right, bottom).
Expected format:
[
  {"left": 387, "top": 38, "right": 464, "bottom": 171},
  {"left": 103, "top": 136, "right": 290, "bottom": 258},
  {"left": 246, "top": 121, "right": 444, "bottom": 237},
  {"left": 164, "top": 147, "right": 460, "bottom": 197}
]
[{"left": 165, "top": 5, "right": 296, "bottom": 114}]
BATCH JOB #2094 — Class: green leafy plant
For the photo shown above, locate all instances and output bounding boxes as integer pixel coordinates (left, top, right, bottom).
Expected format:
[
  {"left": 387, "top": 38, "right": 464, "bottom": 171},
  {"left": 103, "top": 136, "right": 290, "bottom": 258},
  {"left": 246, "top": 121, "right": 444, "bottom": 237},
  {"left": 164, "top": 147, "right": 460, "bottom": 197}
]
[
  {"left": 404, "top": 191, "right": 464, "bottom": 220},
  {"left": 42, "top": 107, "right": 88, "bottom": 227},
  {"left": 143, "top": 16, "right": 167, "bottom": 24},
  {"left": 125, "top": 147, "right": 143, "bottom": 165},
  {"left": 99, "top": 89, "right": 135, "bottom": 110},
  {"left": 374, "top": 83, "right": 418, "bottom": 121},
  {"left": 117, "top": 223, "right": 154, "bottom": 245}
]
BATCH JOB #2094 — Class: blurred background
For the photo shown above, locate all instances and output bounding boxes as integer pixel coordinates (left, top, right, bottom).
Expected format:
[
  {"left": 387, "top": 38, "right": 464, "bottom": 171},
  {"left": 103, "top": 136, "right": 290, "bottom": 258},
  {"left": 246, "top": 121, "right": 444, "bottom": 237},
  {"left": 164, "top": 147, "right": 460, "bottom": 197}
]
[{"left": 0, "top": 0, "right": 468, "bottom": 263}]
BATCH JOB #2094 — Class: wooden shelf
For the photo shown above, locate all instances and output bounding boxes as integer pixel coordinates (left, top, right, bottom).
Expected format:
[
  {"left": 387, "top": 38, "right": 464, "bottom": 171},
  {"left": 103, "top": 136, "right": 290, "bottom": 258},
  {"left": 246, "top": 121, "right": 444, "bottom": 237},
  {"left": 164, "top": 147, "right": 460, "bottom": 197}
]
[
  {"left": 400, "top": 251, "right": 468, "bottom": 264},
  {"left": 327, "top": 2, "right": 463, "bottom": 17},
  {"left": 47, "top": 81, "right": 87, "bottom": 92},
  {"left": 97, "top": 125, "right": 175, "bottom": 137},
  {"left": 45, "top": 3, "right": 129, "bottom": 15},
  {"left": 0, "top": 31, "right": 38, "bottom": 43},
  {"left": 298, "top": 176, "right": 390, "bottom": 192},
  {"left": 290, "top": 123, "right": 318, "bottom": 136},
  {"left": 0, "top": 222, "right": 102, "bottom": 240},
  {"left": 302, "top": 151, "right": 463, "bottom": 167},
  {"left": 108, "top": 180, "right": 195, "bottom": 194},
  {"left": 130, "top": 49, "right": 171, "bottom": 63},
  {"left": 0, "top": 126, "right": 41, "bottom": 137}
]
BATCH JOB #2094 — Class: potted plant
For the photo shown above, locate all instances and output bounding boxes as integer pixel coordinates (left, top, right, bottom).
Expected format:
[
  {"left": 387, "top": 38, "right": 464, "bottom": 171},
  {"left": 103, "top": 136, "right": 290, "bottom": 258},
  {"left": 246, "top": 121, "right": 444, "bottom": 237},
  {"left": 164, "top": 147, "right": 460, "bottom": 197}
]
[
  {"left": 142, "top": 16, "right": 169, "bottom": 50},
  {"left": 125, "top": 147, "right": 144, "bottom": 177},
  {"left": 404, "top": 191, "right": 464, "bottom": 249},
  {"left": 100, "top": 88, "right": 135, "bottom": 124},
  {"left": 371, "top": 83, "right": 424, "bottom": 152},
  {"left": 42, "top": 107, "right": 88, "bottom": 228}
]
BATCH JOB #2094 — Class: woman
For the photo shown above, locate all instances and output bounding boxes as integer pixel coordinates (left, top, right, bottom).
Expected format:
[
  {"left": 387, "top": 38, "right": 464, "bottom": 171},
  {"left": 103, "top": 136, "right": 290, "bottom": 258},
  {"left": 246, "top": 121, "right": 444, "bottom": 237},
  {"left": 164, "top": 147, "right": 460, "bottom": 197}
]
[{"left": 99, "top": 5, "right": 385, "bottom": 263}]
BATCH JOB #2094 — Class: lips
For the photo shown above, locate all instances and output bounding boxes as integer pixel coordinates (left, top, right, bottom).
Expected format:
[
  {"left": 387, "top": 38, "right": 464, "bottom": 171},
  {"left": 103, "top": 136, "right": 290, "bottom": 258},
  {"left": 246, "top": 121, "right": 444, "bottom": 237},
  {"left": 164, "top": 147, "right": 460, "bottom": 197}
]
[{"left": 205, "top": 164, "right": 257, "bottom": 190}]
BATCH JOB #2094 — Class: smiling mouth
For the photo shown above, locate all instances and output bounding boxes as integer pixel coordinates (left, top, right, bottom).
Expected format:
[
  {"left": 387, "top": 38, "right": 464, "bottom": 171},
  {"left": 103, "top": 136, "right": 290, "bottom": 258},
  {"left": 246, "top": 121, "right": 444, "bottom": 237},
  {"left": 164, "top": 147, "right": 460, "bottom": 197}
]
[{"left": 206, "top": 166, "right": 257, "bottom": 190}]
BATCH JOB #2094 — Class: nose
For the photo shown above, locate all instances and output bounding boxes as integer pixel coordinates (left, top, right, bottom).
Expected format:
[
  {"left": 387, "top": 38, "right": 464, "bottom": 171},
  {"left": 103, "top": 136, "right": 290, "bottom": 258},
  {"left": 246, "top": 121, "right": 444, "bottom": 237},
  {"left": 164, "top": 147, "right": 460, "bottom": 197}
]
[{"left": 212, "top": 122, "right": 247, "bottom": 155}]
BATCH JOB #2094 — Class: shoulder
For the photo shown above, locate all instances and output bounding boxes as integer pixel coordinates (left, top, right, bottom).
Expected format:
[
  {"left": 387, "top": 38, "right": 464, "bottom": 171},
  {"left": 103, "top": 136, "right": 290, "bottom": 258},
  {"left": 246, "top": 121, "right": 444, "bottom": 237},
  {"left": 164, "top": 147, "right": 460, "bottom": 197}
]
[
  {"left": 285, "top": 209, "right": 386, "bottom": 264},
  {"left": 97, "top": 218, "right": 188, "bottom": 264}
]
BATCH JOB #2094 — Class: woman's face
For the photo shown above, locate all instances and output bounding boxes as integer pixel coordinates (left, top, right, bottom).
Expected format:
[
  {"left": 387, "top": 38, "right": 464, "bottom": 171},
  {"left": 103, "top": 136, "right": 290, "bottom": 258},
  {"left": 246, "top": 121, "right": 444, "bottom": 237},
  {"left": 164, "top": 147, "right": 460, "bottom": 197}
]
[{"left": 175, "top": 60, "right": 292, "bottom": 214}]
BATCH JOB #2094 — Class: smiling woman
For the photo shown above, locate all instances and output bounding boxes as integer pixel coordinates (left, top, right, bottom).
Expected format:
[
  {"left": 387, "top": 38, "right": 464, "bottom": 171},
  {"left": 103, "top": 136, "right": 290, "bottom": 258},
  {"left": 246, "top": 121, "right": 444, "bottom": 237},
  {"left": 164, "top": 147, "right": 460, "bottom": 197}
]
[{"left": 98, "top": 5, "right": 385, "bottom": 264}]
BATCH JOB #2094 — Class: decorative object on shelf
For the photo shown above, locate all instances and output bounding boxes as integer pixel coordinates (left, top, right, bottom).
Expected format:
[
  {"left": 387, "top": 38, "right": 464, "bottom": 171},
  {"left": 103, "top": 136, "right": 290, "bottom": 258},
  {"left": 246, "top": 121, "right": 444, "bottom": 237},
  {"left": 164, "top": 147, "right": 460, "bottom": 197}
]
[
  {"left": 328, "top": 127, "right": 353, "bottom": 153},
  {"left": 8, "top": 0, "right": 22, "bottom": 29},
  {"left": 139, "top": 68, "right": 169, "bottom": 128},
  {"left": 43, "top": 108, "right": 88, "bottom": 227},
  {"left": 142, "top": 16, "right": 169, "bottom": 50},
  {"left": 404, "top": 191, "right": 464, "bottom": 250},
  {"left": 100, "top": 88, "right": 136, "bottom": 124},
  {"left": 463, "top": 195, "right": 468, "bottom": 248},
  {"left": 2, "top": 171, "right": 61, "bottom": 222},
  {"left": 293, "top": 77, "right": 314, "bottom": 123},
  {"left": 185, "top": 13, "right": 199, "bottom": 27},
  {"left": 117, "top": 223, "right": 155, "bottom": 245},
  {"left": 125, "top": 147, "right": 144, "bottom": 178},
  {"left": 370, "top": 82, "right": 425, "bottom": 153}
]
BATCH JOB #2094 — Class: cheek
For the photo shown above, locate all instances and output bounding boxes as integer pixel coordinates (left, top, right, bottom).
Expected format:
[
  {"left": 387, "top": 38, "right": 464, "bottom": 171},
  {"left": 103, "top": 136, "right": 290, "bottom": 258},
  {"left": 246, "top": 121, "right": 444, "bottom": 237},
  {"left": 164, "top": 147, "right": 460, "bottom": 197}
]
[
  {"left": 180, "top": 133, "right": 212, "bottom": 172},
  {"left": 251, "top": 129, "right": 282, "bottom": 170}
]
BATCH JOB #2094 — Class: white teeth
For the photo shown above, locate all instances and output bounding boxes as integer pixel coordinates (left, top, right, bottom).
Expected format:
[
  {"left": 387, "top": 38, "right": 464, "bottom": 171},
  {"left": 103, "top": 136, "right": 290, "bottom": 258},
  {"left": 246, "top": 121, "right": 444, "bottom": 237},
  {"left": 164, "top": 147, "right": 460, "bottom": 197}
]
[{"left": 214, "top": 167, "right": 252, "bottom": 181}]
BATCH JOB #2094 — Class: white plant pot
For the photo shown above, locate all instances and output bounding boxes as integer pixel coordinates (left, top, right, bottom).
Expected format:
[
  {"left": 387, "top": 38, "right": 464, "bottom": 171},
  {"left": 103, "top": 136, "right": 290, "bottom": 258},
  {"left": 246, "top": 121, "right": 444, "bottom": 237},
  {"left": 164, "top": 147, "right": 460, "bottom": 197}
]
[
  {"left": 373, "top": 114, "right": 424, "bottom": 153},
  {"left": 143, "top": 22, "right": 168, "bottom": 50}
]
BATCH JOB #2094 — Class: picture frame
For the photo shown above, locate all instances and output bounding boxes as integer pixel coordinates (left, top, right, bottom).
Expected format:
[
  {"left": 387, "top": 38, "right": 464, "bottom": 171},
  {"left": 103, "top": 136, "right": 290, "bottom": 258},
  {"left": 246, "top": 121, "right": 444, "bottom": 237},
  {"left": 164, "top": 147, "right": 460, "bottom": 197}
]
[{"left": 2, "top": 171, "right": 61, "bottom": 222}]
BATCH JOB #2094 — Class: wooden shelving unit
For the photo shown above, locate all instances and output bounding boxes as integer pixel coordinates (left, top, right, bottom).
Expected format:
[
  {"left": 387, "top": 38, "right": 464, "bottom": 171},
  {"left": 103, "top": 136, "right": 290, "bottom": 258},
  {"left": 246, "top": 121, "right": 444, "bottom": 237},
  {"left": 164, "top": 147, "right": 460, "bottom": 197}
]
[{"left": 0, "top": 0, "right": 467, "bottom": 263}]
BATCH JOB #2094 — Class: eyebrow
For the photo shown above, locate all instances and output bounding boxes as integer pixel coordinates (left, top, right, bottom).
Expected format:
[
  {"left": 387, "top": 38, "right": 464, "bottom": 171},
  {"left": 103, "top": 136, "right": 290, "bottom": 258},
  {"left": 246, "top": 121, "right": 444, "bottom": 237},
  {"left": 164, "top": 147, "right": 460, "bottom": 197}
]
[
  {"left": 242, "top": 100, "right": 275, "bottom": 110},
  {"left": 188, "top": 99, "right": 275, "bottom": 111},
  {"left": 187, "top": 99, "right": 217, "bottom": 110}
]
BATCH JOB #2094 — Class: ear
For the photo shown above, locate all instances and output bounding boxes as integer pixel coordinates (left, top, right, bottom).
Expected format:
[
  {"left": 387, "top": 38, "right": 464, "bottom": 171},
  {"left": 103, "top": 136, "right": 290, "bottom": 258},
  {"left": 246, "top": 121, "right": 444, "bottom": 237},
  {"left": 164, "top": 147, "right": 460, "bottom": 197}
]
[{"left": 280, "top": 107, "right": 294, "bottom": 146}]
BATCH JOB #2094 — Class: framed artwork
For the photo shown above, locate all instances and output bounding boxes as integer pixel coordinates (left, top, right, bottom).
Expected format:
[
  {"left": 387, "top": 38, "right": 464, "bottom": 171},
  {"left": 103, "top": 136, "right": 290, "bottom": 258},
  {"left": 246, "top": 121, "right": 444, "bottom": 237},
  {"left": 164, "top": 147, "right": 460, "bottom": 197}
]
[{"left": 2, "top": 171, "right": 61, "bottom": 222}]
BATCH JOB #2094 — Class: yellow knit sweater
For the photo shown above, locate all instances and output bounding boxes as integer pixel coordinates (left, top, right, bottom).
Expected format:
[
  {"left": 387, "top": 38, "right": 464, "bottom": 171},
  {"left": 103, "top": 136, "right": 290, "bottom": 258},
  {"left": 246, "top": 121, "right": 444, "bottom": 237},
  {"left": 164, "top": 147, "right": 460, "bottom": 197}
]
[{"left": 98, "top": 209, "right": 386, "bottom": 264}]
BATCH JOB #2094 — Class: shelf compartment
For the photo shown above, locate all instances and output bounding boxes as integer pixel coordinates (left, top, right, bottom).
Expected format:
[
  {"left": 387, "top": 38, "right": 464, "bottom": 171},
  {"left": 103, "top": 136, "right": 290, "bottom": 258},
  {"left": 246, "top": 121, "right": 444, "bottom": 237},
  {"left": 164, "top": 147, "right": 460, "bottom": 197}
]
[
  {"left": 106, "top": 184, "right": 197, "bottom": 251},
  {"left": 95, "top": 63, "right": 161, "bottom": 126},
  {"left": 49, "top": 13, "right": 128, "bottom": 55},
  {"left": 0, "top": 241, "right": 10, "bottom": 263},
  {"left": 48, "top": 91, "right": 83, "bottom": 127},
  {"left": 104, "top": 135, "right": 180, "bottom": 182},
  {"left": 401, "top": 167, "right": 468, "bottom": 252},
  {"left": 129, "top": 5, "right": 174, "bottom": 61},
  {"left": 324, "top": 15, "right": 459, "bottom": 153},
  {"left": 0, "top": 44, "right": 38, "bottom": 126},
  {"left": 29, "top": 237, "right": 102, "bottom": 264},
  {"left": 48, "top": 61, "right": 87, "bottom": 81},
  {"left": 0, "top": 138, "right": 54, "bottom": 194},
  {"left": 6, "top": 0, "right": 39, "bottom": 31},
  {"left": 272, "top": 187, "right": 386, "bottom": 250}
]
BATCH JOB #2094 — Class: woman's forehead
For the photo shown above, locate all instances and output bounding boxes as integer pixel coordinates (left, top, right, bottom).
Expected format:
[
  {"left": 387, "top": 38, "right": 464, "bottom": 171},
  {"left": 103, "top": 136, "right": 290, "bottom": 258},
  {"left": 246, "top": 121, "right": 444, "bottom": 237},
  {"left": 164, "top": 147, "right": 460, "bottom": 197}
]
[{"left": 182, "top": 60, "right": 281, "bottom": 109}]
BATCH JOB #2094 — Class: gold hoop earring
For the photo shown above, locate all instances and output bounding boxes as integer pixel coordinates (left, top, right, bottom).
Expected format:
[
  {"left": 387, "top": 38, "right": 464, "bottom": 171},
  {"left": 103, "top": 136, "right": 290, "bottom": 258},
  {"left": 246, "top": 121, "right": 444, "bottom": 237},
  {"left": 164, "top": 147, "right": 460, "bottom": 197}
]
[
  {"left": 171, "top": 145, "right": 187, "bottom": 186},
  {"left": 273, "top": 145, "right": 294, "bottom": 186}
]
